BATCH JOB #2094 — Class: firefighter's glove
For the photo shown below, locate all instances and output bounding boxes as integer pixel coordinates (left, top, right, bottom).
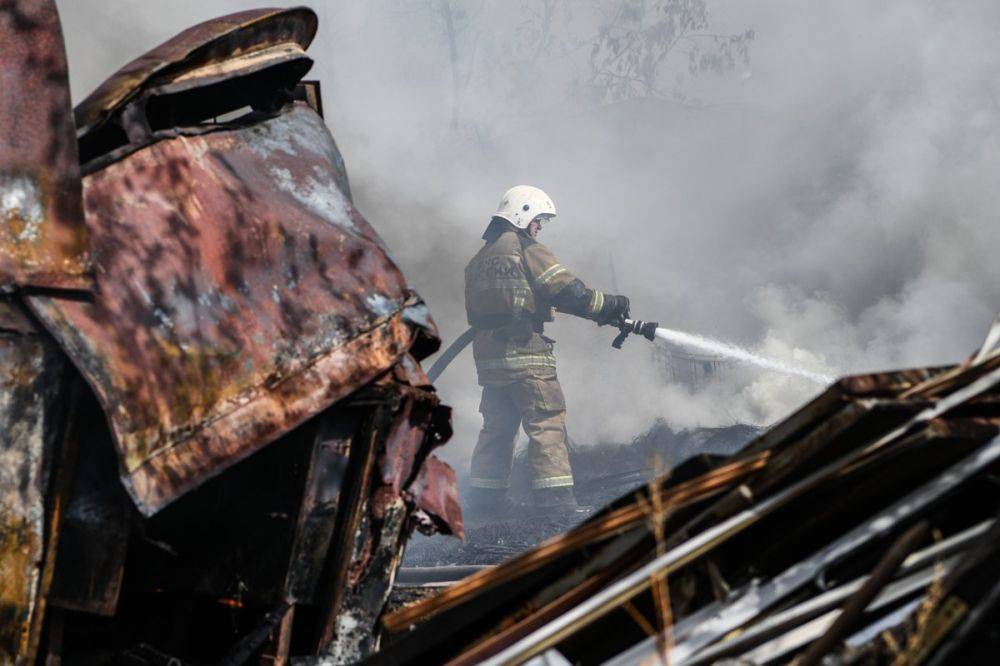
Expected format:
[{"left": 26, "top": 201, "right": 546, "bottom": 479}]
[{"left": 597, "top": 294, "right": 630, "bottom": 326}]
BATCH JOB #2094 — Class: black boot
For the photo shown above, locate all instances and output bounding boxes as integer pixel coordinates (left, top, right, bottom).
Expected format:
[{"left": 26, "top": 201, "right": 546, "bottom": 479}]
[
  {"left": 464, "top": 487, "right": 512, "bottom": 522},
  {"left": 528, "top": 486, "right": 578, "bottom": 515}
]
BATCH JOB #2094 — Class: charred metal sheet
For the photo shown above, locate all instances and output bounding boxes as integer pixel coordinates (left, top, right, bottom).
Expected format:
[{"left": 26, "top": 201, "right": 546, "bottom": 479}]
[
  {"left": 29, "top": 103, "right": 433, "bottom": 516},
  {"left": 285, "top": 410, "right": 359, "bottom": 604},
  {"left": 410, "top": 455, "right": 465, "bottom": 539},
  {"left": 319, "top": 392, "right": 456, "bottom": 662},
  {"left": 740, "top": 366, "right": 944, "bottom": 457},
  {"left": 377, "top": 393, "right": 459, "bottom": 534},
  {"left": 145, "top": 41, "right": 310, "bottom": 98},
  {"left": 0, "top": 327, "right": 66, "bottom": 662},
  {"left": 48, "top": 410, "right": 130, "bottom": 617},
  {"left": 294, "top": 80, "right": 325, "bottom": 119},
  {"left": 0, "top": 299, "right": 37, "bottom": 335},
  {"left": 73, "top": 7, "right": 318, "bottom": 138},
  {"left": 311, "top": 385, "right": 460, "bottom": 656},
  {"left": 392, "top": 352, "right": 433, "bottom": 389},
  {"left": 379, "top": 399, "right": 431, "bottom": 495},
  {"left": 135, "top": 415, "right": 321, "bottom": 608},
  {"left": 0, "top": 0, "right": 91, "bottom": 290},
  {"left": 348, "top": 381, "right": 460, "bottom": 536},
  {"left": 315, "top": 403, "right": 389, "bottom": 652},
  {"left": 323, "top": 499, "right": 410, "bottom": 664}
]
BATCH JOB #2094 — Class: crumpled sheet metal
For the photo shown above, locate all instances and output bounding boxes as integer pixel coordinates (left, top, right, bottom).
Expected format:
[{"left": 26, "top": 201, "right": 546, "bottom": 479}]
[
  {"left": 377, "top": 389, "right": 462, "bottom": 537},
  {"left": 0, "top": 0, "right": 91, "bottom": 290},
  {"left": 410, "top": 455, "right": 464, "bottom": 540},
  {"left": 379, "top": 399, "right": 424, "bottom": 495},
  {"left": 30, "top": 103, "right": 435, "bottom": 516},
  {"left": 0, "top": 319, "right": 65, "bottom": 661},
  {"left": 73, "top": 6, "right": 317, "bottom": 137}
]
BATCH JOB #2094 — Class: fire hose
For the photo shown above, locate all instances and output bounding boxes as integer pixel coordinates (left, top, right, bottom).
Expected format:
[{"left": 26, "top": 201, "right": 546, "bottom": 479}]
[{"left": 425, "top": 316, "right": 658, "bottom": 383}]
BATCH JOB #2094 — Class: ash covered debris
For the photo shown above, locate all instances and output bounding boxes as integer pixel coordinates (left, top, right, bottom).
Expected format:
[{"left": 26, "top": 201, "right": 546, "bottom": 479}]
[
  {"left": 378, "top": 316, "right": 1000, "bottom": 665},
  {"left": 0, "top": 3, "right": 460, "bottom": 664},
  {"left": 404, "top": 515, "right": 580, "bottom": 568},
  {"left": 561, "top": 422, "right": 762, "bottom": 508},
  {"left": 404, "top": 422, "right": 761, "bottom": 567}
]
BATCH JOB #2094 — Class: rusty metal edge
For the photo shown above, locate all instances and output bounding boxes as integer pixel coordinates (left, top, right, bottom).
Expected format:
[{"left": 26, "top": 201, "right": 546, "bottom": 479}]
[
  {"left": 26, "top": 297, "right": 418, "bottom": 516},
  {"left": 315, "top": 405, "right": 389, "bottom": 652},
  {"left": 78, "top": 114, "right": 274, "bottom": 175},
  {"left": 145, "top": 42, "right": 311, "bottom": 97},
  {"left": 74, "top": 6, "right": 318, "bottom": 136},
  {"left": 1, "top": 0, "right": 93, "bottom": 292},
  {"left": 25, "top": 376, "right": 82, "bottom": 662},
  {"left": 128, "top": 313, "right": 416, "bottom": 516}
]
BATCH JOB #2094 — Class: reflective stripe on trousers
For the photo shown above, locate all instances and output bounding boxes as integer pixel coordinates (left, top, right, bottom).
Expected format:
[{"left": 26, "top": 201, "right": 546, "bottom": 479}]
[
  {"left": 470, "top": 476, "right": 510, "bottom": 489},
  {"left": 532, "top": 475, "right": 574, "bottom": 489},
  {"left": 471, "top": 376, "right": 574, "bottom": 493}
]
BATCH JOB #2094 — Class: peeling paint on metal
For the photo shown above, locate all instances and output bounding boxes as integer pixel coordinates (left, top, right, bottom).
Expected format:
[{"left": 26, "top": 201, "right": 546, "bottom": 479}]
[
  {"left": 367, "top": 294, "right": 398, "bottom": 318},
  {"left": 0, "top": 174, "right": 44, "bottom": 243},
  {"left": 257, "top": 107, "right": 358, "bottom": 234},
  {"left": 270, "top": 165, "right": 355, "bottom": 233},
  {"left": 0, "top": 331, "right": 65, "bottom": 662},
  {"left": 409, "top": 455, "right": 465, "bottom": 539},
  {"left": 0, "top": 0, "right": 91, "bottom": 290},
  {"left": 401, "top": 302, "right": 434, "bottom": 331},
  {"left": 28, "top": 103, "right": 430, "bottom": 515}
]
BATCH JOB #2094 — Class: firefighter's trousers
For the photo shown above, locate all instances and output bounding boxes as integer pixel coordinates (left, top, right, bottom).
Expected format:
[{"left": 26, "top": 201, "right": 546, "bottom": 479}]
[{"left": 470, "top": 375, "right": 574, "bottom": 492}]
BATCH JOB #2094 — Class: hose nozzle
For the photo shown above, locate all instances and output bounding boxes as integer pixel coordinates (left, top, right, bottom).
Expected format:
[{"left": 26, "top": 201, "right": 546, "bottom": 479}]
[{"left": 612, "top": 318, "right": 659, "bottom": 349}]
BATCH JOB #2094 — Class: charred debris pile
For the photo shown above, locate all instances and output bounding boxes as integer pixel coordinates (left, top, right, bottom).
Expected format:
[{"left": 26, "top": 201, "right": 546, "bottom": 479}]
[
  {"left": 403, "top": 423, "right": 761, "bottom": 568},
  {"left": 562, "top": 422, "right": 762, "bottom": 508},
  {"left": 380, "top": 320, "right": 1000, "bottom": 665},
  {"left": 1, "top": 4, "right": 461, "bottom": 664},
  {"left": 5, "top": 2, "right": 1000, "bottom": 666}
]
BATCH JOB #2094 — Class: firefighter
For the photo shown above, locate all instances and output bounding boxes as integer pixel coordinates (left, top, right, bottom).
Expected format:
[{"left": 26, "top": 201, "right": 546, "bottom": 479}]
[{"left": 464, "top": 185, "right": 630, "bottom": 515}]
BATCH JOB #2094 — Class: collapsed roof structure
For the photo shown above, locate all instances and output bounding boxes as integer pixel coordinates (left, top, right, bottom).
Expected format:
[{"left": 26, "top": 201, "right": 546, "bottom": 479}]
[
  {"left": 1, "top": 3, "right": 460, "bottom": 663},
  {"left": 378, "top": 318, "right": 1000, "bottom": 665}
]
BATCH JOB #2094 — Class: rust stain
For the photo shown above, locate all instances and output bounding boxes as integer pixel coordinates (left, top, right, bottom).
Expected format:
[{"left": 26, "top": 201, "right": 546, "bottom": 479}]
[
  {"left": 29, "top": 104, "right": 438, "bottom": 516},
  {"left": 0, "top": 0, "right": 91, "bottom": 290},
  {"left": 838, "top": 366, "right": 950, "bottom": 397},
  {"left": 0, "top": 301, "right": 37, "bottom": 335},
  {"left": 0, "top": 333, "right": 65, "bottom": 662},
  {"left": 409, "top": 455, "right": 464, "bottom": 540},
  {"left": 0, "top": 517, "right": 40, "bottom": 661}
]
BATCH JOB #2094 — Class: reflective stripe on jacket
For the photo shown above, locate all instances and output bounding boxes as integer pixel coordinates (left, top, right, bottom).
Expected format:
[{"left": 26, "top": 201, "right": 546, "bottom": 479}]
[{"left": 465, "top": 228, "right": 601, "bottom": 384}]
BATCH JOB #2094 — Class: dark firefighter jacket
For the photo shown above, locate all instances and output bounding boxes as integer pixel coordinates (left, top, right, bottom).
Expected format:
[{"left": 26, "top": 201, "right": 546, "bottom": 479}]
[{"left": 464, "top": 227, "right": 607, "bottom": 384}]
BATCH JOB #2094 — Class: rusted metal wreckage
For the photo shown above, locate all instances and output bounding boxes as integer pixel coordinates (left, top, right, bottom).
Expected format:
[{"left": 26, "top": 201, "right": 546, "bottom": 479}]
[
  {"left": 6, "top": 3, "right": 1000, "bottom": 666},
  {"left": 378, "top": 317, "right": 1000, "bottom": 665},
  {"left": 1, "top": 3, "right": 461, "bottom": 663}
]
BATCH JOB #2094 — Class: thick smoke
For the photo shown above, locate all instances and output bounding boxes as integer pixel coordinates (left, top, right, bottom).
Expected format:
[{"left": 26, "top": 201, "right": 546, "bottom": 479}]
[{"left": 56, "top": 1, "right": 1000, "bottom": 475}]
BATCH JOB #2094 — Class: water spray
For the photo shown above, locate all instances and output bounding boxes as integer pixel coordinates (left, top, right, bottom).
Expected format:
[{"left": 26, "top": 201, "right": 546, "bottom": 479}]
[
  {"left": 428, "top": 316, "right": 833, "bottom": 385},
  {"left": 613, "top": 318, "right": 832, "bottom": 385}
]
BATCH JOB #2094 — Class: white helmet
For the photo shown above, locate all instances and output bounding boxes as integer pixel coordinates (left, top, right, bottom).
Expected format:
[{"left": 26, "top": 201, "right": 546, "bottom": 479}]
[{"left": 493, "top": 185, "right": 557, "bottom": 229}]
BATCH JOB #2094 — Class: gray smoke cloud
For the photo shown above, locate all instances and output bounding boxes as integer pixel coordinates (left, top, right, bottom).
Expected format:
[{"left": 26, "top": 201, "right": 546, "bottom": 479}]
[{"left": 55, "top": 1, "right": 1000, "bottom": 474}]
